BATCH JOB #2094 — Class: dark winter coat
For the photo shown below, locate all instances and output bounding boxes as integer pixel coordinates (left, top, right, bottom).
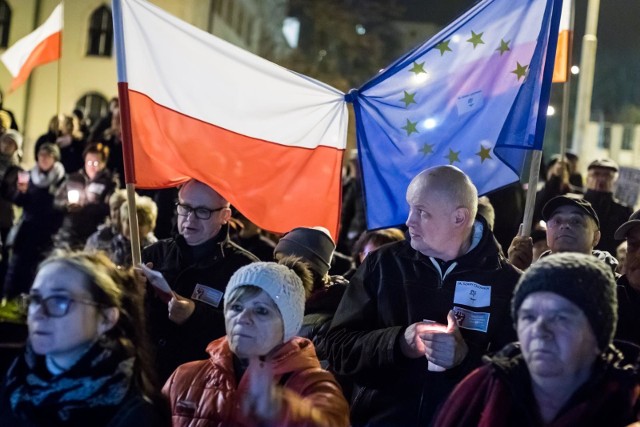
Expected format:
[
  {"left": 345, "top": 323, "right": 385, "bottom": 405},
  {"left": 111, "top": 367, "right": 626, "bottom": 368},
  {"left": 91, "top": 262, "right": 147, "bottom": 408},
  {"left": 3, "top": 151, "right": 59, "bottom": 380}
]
[
  {"left": 323, "top": 217, "right": 521, "bottom": 426},
  {"left": 142, "top": 225, "right": 257, "bottom": 382}
]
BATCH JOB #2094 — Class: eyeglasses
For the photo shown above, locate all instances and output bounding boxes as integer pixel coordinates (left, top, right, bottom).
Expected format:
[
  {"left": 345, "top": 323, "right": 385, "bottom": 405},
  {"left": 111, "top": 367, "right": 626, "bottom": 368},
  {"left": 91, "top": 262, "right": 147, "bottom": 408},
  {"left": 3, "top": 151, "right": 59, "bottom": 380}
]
[
  {"left": 175, "top": 202, "right": 226, "bottom": 220},
  {"left": 546, "top": 216, "right": 589, "bottom": 229},
  {"left": 21, "top": 294, "right": 104, "bottom": 318}
]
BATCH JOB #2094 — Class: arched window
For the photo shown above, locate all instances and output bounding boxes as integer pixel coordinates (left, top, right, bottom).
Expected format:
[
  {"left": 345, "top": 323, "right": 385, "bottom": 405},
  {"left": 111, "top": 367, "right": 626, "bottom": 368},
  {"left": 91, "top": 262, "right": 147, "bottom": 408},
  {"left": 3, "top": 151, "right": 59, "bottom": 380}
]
[
  {"left": 0, "top": 1, "right": 11, "bottom": 48},
  {"left": 76, "top": 92, "right": 108, "bottom": 128},
  {"left": 87, "top": 5, "right": 113, "bottom": 57}
]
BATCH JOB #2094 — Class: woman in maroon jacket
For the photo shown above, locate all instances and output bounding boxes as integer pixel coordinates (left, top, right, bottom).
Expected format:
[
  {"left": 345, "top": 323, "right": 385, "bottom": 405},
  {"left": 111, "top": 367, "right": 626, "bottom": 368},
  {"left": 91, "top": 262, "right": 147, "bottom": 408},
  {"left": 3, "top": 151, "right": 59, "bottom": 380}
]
[
  {"left": 435, "top": 253, "right": 640, "bottom": 427},
  {"left": 162, "top": 259, "right": 349, "bottom": 427}
]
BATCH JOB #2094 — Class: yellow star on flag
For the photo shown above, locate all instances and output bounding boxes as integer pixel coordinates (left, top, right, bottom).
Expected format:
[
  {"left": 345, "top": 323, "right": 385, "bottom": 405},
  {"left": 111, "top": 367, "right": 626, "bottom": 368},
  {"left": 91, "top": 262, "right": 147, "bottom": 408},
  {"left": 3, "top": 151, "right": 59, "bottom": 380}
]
[
  {"left": 512, "top": 62, "right": 528, "bottom": 81},
  {"left": 409, "top": 61, "right": 426, "bottom": 75},
  {"left": 436, "top": 40, "right": 452, "bottom": 56},
  {"left": 402, "top": 119, "right": 418, "bottom": 136},
  {"left": 467, "top": 31, "right": 484, "bottom": 48},
  {"left": 420, "top": 143, "right": 434, "bottom": 156},
  {"left": 496, "top": 39, "right": 510, "bottom": 55},
  {"left": 400, "top": 91, "right": 416, "bottom": 108},
  {"left": 446, "top": 148, "right": 461, "bottom": 164},
  {"left": 476, "top": 145, "right": 492, "bottom": 162}
]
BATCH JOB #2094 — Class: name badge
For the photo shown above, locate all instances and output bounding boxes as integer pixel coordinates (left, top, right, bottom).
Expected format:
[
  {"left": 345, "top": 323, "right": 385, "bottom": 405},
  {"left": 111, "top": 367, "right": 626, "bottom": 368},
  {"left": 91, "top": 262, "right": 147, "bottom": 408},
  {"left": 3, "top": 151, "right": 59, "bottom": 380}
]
[
  {"left": 454, "top": 281, "right": 491, "bottom": 307},
  {"left": 452, "top": 306, "right": 490, "bottom": 333},
  {"left": 191, "top": 284, "right": 223, "bottom": 308}
]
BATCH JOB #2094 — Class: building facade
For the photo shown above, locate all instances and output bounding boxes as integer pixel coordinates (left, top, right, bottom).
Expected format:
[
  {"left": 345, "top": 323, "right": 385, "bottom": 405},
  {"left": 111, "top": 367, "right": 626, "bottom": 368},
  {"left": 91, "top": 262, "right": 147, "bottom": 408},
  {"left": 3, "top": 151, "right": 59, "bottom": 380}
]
[{"left": 0, "top": 0, "right": 290, "bottom": 165}]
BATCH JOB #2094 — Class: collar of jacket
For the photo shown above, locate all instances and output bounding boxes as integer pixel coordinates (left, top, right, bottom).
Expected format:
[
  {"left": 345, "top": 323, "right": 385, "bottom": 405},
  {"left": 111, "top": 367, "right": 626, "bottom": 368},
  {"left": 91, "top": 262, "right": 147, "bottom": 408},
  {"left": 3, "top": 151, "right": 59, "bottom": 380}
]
[{"left": 175, "top": 223, "right": 232, "bottom": 262}]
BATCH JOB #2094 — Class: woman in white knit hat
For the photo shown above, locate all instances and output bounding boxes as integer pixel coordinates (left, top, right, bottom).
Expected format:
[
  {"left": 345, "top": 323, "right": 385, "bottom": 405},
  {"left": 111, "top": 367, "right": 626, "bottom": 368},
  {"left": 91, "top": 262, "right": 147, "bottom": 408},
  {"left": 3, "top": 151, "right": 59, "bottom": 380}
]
[{"left": 161, "top": 258, "right": 349, "bottom": 427}]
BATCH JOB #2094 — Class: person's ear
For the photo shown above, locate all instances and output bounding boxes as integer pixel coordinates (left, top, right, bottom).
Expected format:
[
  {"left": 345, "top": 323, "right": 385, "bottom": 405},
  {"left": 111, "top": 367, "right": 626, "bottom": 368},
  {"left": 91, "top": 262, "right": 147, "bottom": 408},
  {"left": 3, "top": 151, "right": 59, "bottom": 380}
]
[
  {"left": 592, "top": 229, "right": 601, "bottom": 248},
  {"left": 221, "top": 207, "right": 232, "bottom": 224},
  {"left": 452, "top": 207, "right": 469, "bottom": 227},
  {"left": 98, "top": 307, "right": 120, "bottom": 335}
]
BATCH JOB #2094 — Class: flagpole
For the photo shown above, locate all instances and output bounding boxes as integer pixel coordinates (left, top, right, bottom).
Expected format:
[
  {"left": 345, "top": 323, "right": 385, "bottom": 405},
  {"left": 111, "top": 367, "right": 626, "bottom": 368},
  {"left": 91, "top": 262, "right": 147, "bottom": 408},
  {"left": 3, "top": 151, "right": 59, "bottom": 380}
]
[
  {"left": 558, "top": 0, "right": 573, "bottom": 160},
  {"left": 112, "top": 0, "right": 141, "bottom": 266},
  {"left": 558, "top": 79, "right": 571, "bottom": 160},
  {"left": 20, "top": 0, "right": 44, "bottom": 142},
  {"left": 572, "top": 0, "right": 600, "bottom": 164},
  {"left": 521, "top": 0, "right": 564, "bottom": 237},
  {"left": 521, "top": 150, "right": 543, "bottom": 236},
  {"left": 56, "top": 1, "right": 63, "bottom": 118}
]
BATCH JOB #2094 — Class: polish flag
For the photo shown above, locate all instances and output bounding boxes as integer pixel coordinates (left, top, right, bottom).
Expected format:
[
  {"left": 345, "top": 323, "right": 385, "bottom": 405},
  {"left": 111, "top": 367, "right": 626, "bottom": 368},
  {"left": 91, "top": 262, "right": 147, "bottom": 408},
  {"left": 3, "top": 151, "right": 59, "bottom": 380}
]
[
  {"left": 112, "top": 0, "right": 347, "bottom": 238},
  {"left": 1, "top": 3, "right": 62, "bottom": 92},
  {"left": 552, "top": 0, "right": 572, "bottom": 83}
]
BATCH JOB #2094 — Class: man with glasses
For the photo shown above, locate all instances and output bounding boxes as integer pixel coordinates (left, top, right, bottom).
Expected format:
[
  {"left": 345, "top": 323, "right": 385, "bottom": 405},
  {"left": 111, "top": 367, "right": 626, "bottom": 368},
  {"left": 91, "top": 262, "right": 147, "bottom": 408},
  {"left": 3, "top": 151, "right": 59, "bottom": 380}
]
[{"left": 139, "top": 179, "right": 257, "bottom": 381}]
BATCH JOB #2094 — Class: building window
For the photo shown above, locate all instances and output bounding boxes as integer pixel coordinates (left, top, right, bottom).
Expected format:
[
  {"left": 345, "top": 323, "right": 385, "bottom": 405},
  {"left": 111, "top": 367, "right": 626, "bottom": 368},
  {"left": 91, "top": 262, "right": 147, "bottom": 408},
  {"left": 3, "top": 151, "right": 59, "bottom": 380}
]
[
  {"left": 0, "top": 1, "right": 11, "bottom": 48},
  {"left": 622, "top": 125, "right": 634, "bottom": 151},
  {"left": 76, "top": 92, "right": 108, "bottom": 128},
  {"left": 598, "top": 124, "right": 611, "bottom": 149},
  {"left": 214, "top": 0, "right": 225, "bottom": 16},
  {"left": 87, "top": 5, "right": 113, "bottom": 57}
]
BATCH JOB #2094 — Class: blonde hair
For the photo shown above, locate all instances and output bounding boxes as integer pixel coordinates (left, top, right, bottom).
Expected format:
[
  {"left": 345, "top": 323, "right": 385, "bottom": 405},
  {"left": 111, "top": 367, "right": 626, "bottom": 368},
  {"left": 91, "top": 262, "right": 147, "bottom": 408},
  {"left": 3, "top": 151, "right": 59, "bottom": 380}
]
[
  {"left": 109, "top": 189, "right": 127, "bottom": 210},
  {"left": 120, "top": 195, "right": 158, "bottom": 230}
]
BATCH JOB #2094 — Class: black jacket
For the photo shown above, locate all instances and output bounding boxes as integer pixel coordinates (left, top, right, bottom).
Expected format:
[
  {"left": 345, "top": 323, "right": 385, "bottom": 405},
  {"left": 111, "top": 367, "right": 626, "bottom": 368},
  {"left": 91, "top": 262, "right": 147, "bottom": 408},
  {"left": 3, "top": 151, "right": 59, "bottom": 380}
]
[
  {"left": 616, "top": 275, "right": 640, "bottom": 346},
  {"left": 323, "top": 218, "right": 521, "bottom": 426},
  {"left": 142, "top": 225, "right": 257, "bottom": 382},
  {"left": 584, "top": 190, "right": 632, "bottom": 255}
]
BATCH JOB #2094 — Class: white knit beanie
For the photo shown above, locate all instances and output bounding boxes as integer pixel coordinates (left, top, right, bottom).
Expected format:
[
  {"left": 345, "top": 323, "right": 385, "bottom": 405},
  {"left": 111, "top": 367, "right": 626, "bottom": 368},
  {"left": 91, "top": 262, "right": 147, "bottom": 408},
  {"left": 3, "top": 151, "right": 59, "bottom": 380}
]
[{"left": 224, "top": 262, "right": 305, "bottom": 342}]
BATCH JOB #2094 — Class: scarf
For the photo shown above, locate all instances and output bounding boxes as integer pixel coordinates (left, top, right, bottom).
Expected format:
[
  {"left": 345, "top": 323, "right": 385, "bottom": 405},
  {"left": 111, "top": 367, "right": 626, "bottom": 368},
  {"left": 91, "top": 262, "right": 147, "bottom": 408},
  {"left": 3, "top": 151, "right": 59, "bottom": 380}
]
[
  {"left": 5, "top": 339, "right": 134, "bottom": 426},
  {"left": 30, "top": 162, "right": 65, "bottom": 190}
]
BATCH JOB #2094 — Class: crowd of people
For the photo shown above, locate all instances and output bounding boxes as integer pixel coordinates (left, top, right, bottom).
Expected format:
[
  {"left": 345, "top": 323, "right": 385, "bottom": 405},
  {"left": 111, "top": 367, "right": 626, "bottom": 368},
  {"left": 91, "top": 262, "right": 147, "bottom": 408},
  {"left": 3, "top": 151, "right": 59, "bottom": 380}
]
[{"left": 0, "top": 103, "right": 639, "bottom": 426}]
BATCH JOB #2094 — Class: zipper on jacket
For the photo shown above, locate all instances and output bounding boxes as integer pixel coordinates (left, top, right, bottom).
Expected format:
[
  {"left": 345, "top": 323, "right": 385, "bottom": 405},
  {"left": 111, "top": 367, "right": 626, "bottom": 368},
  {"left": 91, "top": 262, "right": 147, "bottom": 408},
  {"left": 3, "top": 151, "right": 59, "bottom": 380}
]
[{"left": 428, "top": 258, "right": 457, "bottom": 289}]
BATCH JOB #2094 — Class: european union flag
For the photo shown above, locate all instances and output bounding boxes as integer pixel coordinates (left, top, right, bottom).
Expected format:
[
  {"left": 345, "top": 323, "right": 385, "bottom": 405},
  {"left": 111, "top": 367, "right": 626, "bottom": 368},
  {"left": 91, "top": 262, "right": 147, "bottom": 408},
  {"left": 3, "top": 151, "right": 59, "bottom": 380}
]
[{"left": 350, "top": 0, "right": 562, "bottom": 230}]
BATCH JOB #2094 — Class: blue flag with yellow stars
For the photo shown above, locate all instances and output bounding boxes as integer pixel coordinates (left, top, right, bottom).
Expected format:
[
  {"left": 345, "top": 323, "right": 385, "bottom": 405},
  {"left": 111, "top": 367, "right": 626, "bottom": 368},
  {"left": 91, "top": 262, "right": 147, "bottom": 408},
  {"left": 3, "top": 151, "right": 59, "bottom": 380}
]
[{"left": 349, "top": 0, "right": 562, "bottom": 230}]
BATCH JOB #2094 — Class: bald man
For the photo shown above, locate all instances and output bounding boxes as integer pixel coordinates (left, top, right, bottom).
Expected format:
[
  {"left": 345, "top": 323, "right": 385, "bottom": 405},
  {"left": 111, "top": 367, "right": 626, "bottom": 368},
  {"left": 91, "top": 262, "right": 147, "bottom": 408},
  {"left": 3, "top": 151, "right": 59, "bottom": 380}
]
[
  {"left": 324, "top": 166, "right": 520, "bottom": 426},
  {"left": 141, "top": 179, "right": 257, "bottom": 381}
]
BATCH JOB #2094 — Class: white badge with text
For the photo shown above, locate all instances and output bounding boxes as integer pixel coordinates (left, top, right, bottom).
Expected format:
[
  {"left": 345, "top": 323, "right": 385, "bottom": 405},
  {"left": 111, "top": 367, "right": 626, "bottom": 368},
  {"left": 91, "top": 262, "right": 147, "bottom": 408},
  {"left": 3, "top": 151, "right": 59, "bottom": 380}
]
[
  {"left": 191, "top": 284, "right": 223, "bottom": 308},
  {"left": 454, "top": 281, "right": 491, "bottom": 307}
]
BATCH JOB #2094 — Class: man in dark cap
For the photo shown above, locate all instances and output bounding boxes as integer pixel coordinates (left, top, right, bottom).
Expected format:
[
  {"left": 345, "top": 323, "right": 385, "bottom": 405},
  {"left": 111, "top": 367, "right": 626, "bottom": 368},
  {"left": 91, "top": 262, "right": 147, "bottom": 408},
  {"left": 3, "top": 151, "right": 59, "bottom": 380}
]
[
  {"left": 583, "top": 158, "right": 632, "bottom": 254},
  {"left": 613, "top": 209, "right": 640, "bottom": 345},
  {"left": 509, "top": 195, "right": 619, "bottom": 272},
  {"left": 274, "top": 226, "right": 348, "bottom": 360}
]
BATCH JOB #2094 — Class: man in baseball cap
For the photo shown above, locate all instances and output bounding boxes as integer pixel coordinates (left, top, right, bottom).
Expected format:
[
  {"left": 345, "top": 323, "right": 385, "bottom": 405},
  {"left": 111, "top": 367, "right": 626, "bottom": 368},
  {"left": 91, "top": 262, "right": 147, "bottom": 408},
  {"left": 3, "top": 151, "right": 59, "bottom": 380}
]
[
  {"left": 613, "top": 209, "right": 640, "bottom": 345},
  {"left": 583, "top": 158, "right": 632, "bottom": 255},
  {"left": 508, "top": 195, "right": 618, "bottom": 272}
]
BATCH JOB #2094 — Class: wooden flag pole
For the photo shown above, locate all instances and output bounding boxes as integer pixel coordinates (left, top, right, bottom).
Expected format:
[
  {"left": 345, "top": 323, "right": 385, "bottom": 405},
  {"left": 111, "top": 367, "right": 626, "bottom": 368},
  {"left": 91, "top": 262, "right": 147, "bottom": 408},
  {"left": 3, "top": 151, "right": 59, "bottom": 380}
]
[
  {"left": 521, "top": 149, "right": 543, "bottom": 237},
  {"left": 113, "top": 0, "right": 141, "bottom": 266}
]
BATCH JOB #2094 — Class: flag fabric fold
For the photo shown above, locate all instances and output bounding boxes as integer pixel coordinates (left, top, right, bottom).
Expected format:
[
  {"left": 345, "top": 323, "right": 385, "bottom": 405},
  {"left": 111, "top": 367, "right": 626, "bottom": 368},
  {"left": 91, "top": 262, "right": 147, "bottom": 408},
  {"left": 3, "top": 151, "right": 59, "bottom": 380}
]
[
  {"left": 1, "top": 3, "right": 62, "bottom": 92},
  {"left": 112, "top": 0, "right": 347, "bottom": 238},
  {"left": 351, "top": 0, "right": 561, "bottom": 230}
]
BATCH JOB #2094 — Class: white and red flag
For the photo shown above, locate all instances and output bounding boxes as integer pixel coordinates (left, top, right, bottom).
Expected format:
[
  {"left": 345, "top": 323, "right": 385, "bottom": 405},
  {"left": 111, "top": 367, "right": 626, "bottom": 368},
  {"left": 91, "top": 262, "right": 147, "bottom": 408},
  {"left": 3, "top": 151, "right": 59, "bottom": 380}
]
[
  {"left": 112, "top": 0, "right": 347, "bottom": 238},
  {"left": 552, "top": 0, "right": 572, "bottom": 83},
  {"left": 1, "top": 3, "right": 62, "bottom": 92}
]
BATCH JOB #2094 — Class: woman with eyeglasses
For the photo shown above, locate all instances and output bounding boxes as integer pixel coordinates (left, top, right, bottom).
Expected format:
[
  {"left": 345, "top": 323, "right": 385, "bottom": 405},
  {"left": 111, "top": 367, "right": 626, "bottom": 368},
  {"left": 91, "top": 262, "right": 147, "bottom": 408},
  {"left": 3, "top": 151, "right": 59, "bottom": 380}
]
[
  {"left": 54, "top": 143, "right": 118, "bottom": 250},
  {"left": 0, "top": 251, "right": 170, "bottom": 426}
]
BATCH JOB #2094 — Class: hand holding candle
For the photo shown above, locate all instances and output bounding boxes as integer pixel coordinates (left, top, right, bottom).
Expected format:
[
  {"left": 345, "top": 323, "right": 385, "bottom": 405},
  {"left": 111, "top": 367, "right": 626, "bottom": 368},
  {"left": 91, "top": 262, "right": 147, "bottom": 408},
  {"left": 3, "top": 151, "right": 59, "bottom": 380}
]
[{"left": 420, "top": 310, "right": 469, "bottom": 370}]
